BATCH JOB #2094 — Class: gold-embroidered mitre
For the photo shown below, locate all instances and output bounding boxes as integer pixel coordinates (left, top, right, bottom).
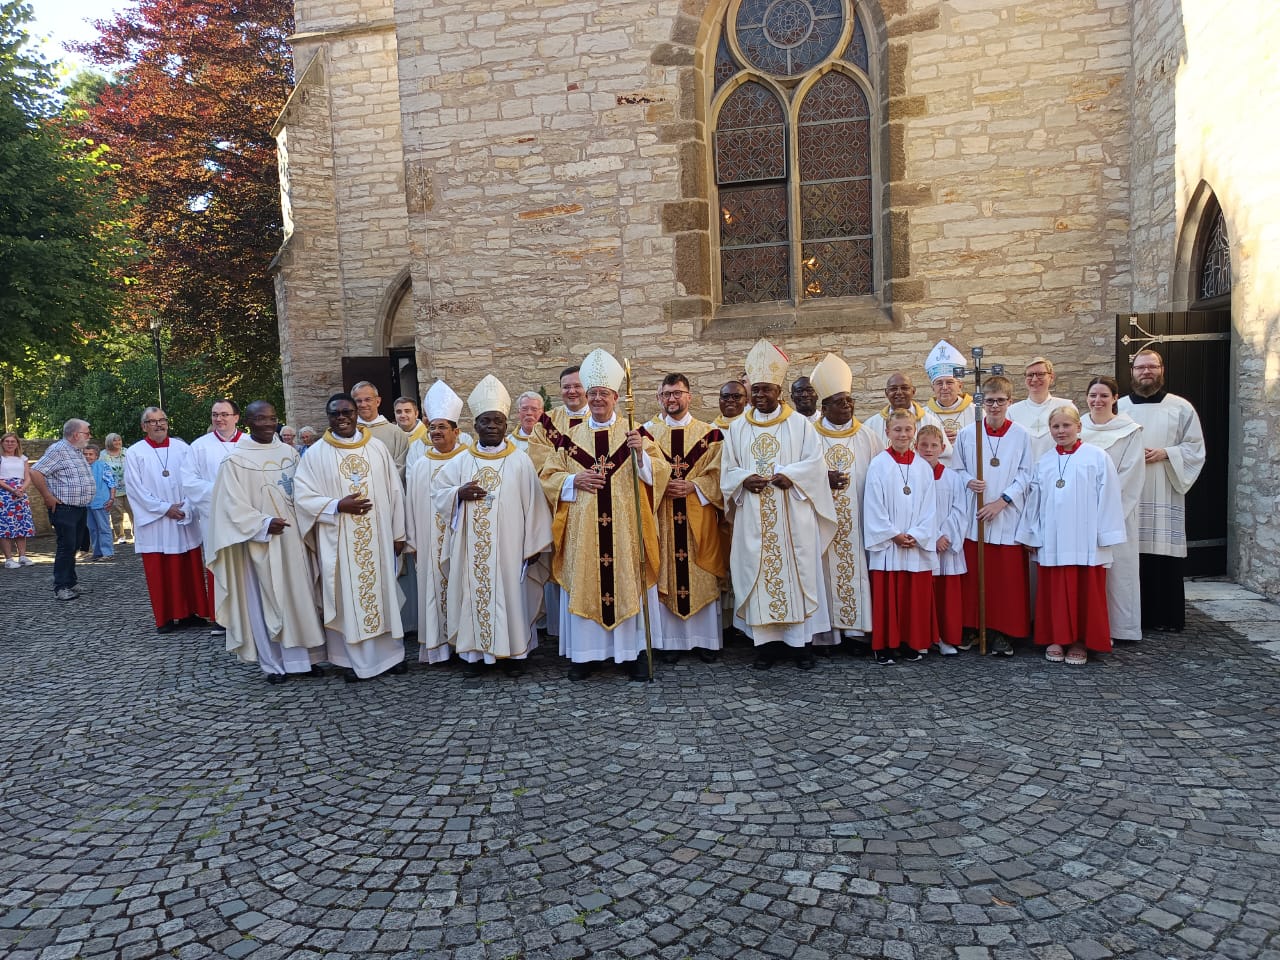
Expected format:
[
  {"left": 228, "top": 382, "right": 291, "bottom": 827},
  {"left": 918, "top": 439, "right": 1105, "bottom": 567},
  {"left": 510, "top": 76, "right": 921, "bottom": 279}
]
[
  {"left": 467, "top": 374, "right": 511, "bottom": 419},
  {"left": 744, "top": 339, "right": 788, "bottom": 386},
  {"left": 809, "top": 352, "right": 852, "bottom": 401},
  {"left": 580, "top": 348, "right": 625, "bottom": 393}
]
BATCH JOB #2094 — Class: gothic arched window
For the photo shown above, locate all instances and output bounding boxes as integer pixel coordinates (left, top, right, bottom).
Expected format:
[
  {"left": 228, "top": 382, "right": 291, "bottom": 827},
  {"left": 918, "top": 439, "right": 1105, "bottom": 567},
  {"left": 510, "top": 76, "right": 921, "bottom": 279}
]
[
  {"left": 712, "top": 0, "right": 876, "bottom": 305},
  {"left": 1196, "top": 204, "right": 1232, "bottom": 303}
]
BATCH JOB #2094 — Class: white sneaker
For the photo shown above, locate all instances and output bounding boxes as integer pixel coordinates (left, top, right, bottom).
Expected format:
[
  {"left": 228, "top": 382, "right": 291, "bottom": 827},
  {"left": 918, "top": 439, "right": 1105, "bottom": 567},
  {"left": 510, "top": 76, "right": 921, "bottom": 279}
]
[
  {"left": 938, "top": 642, "right": 959, "bottom": 656},
  {"left": 3, "top": 559, "right": 16, "bottom": 569},
  {"left": 17, "top": 557, "right": 32, "bottom": 566}
]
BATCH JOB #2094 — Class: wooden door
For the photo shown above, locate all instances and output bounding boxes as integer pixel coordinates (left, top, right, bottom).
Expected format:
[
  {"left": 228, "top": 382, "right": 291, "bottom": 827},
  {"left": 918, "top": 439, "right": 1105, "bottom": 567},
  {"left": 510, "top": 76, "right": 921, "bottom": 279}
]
[
  {"left": 340, "top": 356, "right": 395, "bottom": 420},
  {"left": 1116, "top": 310, "right": 1230, "bottom": 576}
]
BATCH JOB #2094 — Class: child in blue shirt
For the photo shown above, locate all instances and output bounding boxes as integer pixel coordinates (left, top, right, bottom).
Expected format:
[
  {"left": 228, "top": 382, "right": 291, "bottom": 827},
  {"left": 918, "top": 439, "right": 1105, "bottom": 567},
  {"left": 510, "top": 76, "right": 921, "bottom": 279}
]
[{"left": 84, "top": 444, "right": 117, "bottom": 560}]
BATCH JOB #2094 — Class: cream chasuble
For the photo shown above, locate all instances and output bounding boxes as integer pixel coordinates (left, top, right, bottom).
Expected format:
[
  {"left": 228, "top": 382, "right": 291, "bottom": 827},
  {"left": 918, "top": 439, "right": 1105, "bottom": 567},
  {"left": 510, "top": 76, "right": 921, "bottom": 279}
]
[
  {"left": 180, "top": 430, "right": 242, "bottom": 552},
  {"left": 813, "top": 418, "right": 877, "bottom": 635},
  {"left": 1081, "top": 414, "right": 1144, "bottom": 640},
  {"left": 293, "top": 428, "right": 406, "bottom": 678},
  {"left": 359, "top": 415, "right": 411, "bottom": 480},
  {"left": 125, "top": 437, "right": 203, "bottom": 555},
  {"left": 1117, "top": 393, "right": 1205, "bottom": 558},
  {"left": 206, "top": 436, "right": 326, "bottom": 668},
  {"left": 405, "top": 444, "right": 468, "bottom": 662},
  {"left": 721, "top": 406, "right": 837, "bottom": 647},
  {"left": 431, "top": 441, "right": 552, "bottom": 661}
]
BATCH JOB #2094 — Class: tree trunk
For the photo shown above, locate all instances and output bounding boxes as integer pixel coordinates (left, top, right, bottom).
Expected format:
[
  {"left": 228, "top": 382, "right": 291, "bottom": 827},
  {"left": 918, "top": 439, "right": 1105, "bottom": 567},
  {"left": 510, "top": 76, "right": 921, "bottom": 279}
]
[{"left": 2, "top": 371, "right": 13, "bottom": 434}]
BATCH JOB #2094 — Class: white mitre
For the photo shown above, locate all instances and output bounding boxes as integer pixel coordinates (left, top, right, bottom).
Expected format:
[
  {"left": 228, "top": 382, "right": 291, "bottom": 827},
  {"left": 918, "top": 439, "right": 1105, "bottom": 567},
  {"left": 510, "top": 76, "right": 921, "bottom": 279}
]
[
  {"left": 744, "top": 339, "right": 789, "bottom": 386},
  {"left": 809, "top": 353, "right": 852, "bottom": 402},
  {"left": 580, "top": 348, "right": 624, "bottom": 393},
  {"left": 467, "top": 374, "right": 511, "bottom": 419},
  {"left": 925, "top": 339, "right": 966, "bottom": 383},
  {"left": 424, "top": 379, "right": 464, "bottom": 423}
]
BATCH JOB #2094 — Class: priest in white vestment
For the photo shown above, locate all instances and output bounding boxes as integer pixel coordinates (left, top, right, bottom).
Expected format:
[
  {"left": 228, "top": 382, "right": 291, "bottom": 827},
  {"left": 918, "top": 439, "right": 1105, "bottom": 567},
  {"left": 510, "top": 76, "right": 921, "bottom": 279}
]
[
  {"left": 294, "top": 393, "right": 407, "bottom": 681},
  {"left": 206, "top": 401, "right": 326, "bottom": 683},
  {"left": 431, "top": 376, "right": 552, "bottom": 675},
  {"left": 126, "top": 407, "right": 212, "bottom": 632},
  {"left": 722, "top": 340, "right": 836, "bottom": 669},
  {"left": 861, "top": 371, "right": 952, "bottom": 459},
  {"left": 808, "top": 353, "right": 876, "bottom": 645},
  {"left": 1117, "top": 349, "right": 1206, "bottom": 632},
  {"left": 406, "top": 380, "right": 471, "bottom": 664},
  {"left": 1081, "top": 376, "right": 1144, "bottom": 643},
  {"left": 1008, "top": 357, "right": 1077, "bottom": 461}
]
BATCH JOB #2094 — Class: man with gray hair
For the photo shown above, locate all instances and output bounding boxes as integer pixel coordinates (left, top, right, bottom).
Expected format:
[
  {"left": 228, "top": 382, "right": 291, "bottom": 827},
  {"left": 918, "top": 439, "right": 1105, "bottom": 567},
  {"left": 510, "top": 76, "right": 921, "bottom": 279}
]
[
  {"left": 30, "top": 419, "right": 95, "bottom": 601},
  {"left": 298, "top": 426, "right": 319, "bottom": 452},
  {"left": 351, "top": 380, "right": 410, "bottom": 478},
  {"left": 510, "top": 390, "right": 544, "bottom": 454}
]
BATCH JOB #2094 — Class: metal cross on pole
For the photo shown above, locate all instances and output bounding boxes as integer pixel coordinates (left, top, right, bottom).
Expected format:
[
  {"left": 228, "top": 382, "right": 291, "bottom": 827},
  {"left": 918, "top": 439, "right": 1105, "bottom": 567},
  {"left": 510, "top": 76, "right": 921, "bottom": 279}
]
[{"left": 952, "top": 347, "right": 1003, "bottom": 656}]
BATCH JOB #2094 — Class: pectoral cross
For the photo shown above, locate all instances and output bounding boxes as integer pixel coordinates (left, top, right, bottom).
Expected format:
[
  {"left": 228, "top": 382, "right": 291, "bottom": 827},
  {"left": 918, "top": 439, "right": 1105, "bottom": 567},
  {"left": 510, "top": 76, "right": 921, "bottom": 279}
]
[{"left": 594, "top": 455, "right": 609, "bottom": 476}]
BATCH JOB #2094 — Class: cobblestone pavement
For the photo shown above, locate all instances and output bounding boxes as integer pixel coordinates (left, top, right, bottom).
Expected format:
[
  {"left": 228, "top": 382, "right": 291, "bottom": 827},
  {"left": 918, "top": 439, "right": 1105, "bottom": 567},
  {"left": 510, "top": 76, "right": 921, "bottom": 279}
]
[{"left": 4, "top": 542, "right": 1280, "bottom": 960}]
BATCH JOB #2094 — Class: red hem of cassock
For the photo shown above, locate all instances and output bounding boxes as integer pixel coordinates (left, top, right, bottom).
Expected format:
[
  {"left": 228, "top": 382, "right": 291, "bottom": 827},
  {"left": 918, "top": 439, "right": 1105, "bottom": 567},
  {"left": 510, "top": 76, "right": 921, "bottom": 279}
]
[
  {"left": 962, "top": 541, "right": 1031, "bottom": 638},
  {"left": 141, "top": 549, "right": 212, "bottom": 627},
  {"left": 1033, "top": 565, "right": 1112, "bottom": 652},
  {"left": 871, "top": 570, "right": 937, "bottom": 652},
  {"left": 934, "top": 574, "right": 963, "bottom": 647}
]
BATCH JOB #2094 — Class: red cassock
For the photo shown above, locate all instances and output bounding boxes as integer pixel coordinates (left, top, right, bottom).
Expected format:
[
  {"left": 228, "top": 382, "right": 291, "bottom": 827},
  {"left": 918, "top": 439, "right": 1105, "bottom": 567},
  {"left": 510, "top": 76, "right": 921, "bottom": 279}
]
[
  {"left": 871, "top": 570, "right": 937, "bottom": 652},
  {"left": 961, "top": 541, "right": 1031, "bottom": 638},
  {"left": 141, "top": 548, "right": 212, "bottom": 627},
  {"left": 1033, "top": 565, "right": 1112, "bottom": 652},
  {"left": 933, "top": 574, "right": 964, "bottom": 648}
]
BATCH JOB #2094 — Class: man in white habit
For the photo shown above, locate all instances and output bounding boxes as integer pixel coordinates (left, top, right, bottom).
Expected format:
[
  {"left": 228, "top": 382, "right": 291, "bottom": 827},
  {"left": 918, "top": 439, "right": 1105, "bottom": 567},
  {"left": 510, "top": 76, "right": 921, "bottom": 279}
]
[
  {"left": 294, "top": 392, "right": 407, "bottom": 681},
  {"left": 206, "top": 401, "right": 327, "bottom": 684},
  {"left": 126, "top": 407, "right": 213, "bottom": 633},
  {"left": 923, "top": 339, "right": 975, "bottom": 452},
  {"left": 405, "top": 379, "right": 470, "bottom": 663},
  {"left": 539, "top": 348, "right": 670, "bottom": 682},
  {"left": 352, "top": 380, "right": 412, "bottom": 479},
  {"left": 721, "top": 339, "right": 837, "bottom": 670},
  {"left": 431, "top": 375, "right": 552, "bottom": 676},
  {"left": 1118, "top": 348, "right": 1206, "bottom": 632},
  {"left": 1008, "top": 357, "right": 1076, "bottom": 460},
  {"left": 809, "top": 353, "right": 877, "bottom": 647},
  {"left": 180, "top": 398, "right": 244, "bottom": 636},
  {"left": 862, "top": 372, "right": 952, "bottom": 458}
]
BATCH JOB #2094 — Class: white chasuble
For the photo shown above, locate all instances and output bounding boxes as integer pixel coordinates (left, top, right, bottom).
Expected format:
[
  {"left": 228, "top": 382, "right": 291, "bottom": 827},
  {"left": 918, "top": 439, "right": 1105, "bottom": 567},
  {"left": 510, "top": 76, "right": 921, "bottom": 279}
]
[
  {"left": 206, "top": 436, "right": 325, "bottom": 668},
  {"left": 359, "top": 416, "right": 411, "bottom": 481},
  {"left": 864, "top": 451, "right": 939, "bottom": 573},
  {"left": 952, "top": 420, "right": 1034, "bottom": 545},
  {"left": 431, "top": 442, "right": 552, "bottom": 661},
  {"left": 125, "top": 437, "right": 203, "bottom": 555},
  {"left": 1081, "top": 414, "right": 1144, "bottom": 640},
  {"left": 814, "top": 419, "right": 878, "bottom": 635},
  {"left": 722, "top": 407, "right": 837, "bottom": 647},
  {"left": 1117, "top": 393, "right": 1206, "bottom": 558},
  {"left": 180, "top": 430, "right": 242, "bottom": 551},
  {"left": 293, "top": 428, "right": 406, "bottom": 678},
  {"left": 405, "top": 445, "right": 467, "bottom": 662},
  {"left": 1009, "top": 395, "right": 1076, "bottom": 461},
  {"left": 1018, "top": 443, "right": 1127, "bottom": 568}
]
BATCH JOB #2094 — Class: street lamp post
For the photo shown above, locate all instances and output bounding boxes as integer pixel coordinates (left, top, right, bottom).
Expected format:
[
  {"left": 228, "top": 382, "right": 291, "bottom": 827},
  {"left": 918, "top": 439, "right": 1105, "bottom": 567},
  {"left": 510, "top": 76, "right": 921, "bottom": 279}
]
[{"left": 149, "top": 316, "right": 167, "bottom": 412}]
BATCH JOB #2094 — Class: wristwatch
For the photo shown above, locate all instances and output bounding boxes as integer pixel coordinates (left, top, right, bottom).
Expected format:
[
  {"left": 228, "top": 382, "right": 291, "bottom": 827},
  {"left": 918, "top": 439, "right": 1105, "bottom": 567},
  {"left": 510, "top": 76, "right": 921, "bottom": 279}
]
[{"left": 1000, "top": 493, "right": 1013, "bottom": 505}]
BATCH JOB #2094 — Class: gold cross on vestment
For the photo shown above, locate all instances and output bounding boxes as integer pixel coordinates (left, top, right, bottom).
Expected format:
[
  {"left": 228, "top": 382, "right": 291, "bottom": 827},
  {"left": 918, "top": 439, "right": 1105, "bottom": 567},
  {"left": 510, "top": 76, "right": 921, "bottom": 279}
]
[
  {"left": 598, "top": 512, "right": 612, "bottom": 527},
  {"left": 674, "top": 511, "right": 686, "bottom": 524},
  {"left": 593, "top": 455, "right": 609, "bottom": 475},
  {"left": 600, "top": 553, "right": 613, "bottom": 568},
  {"left": 670, "top": 454, "right": 688, "bottom": 479},
  {"left": 675, "top": 549, "right": 688, "bottom": 562},
  {"left": 677, "top": 587, "right": 689, "bottom": 600},
  {"left": 601, "top": 593, "right": 614, "bottom": 606}
]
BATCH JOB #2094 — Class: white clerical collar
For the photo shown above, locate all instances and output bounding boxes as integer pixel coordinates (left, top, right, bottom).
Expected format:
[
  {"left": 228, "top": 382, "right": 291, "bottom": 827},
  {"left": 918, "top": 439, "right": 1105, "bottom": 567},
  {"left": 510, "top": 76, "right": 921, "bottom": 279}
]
[
  {"left": 589, "top": 415, "right": 617, "bottom": 429},
  {"left": 662, "top": 412, "right": 693, "bottom": 426},
  {"left": 358, "top": 415, "right": 389, "bottom": 426},
  {"left": 566, "top": 407, "right": 589, "bottom": 418},
  {"left": 515, "top": 426, "right": 534, "bottom": 438},
  {"left": 822, "top": 417, "right": 853, "bottom": 431},
  {"left": 477, "top": 441, "right": 507, "bottom": 454}
]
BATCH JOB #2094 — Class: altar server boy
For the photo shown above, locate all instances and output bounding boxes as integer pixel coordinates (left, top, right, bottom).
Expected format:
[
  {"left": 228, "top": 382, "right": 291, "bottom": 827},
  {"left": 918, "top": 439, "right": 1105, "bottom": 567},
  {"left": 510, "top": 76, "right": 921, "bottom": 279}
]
[{"left": 916, "top": 425, "right": 968, "bottom": 655}]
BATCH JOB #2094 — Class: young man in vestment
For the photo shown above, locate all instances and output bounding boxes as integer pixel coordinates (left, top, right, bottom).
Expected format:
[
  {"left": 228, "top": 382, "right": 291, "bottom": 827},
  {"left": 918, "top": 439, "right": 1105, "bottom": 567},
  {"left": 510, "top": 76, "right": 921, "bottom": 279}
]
[
  {"left": 923, "top": 339, "right": 975, "bottom": 453},
  {"left": 352, "top": 380, "right": 411, "bottom": 480},
  {"left": 808, "top": 353, "right": 877, "bottom": 649},
  {"left": 952, "top": 376, "right": 1033, "bottom": 656},
  {"left": 862, "top": 372, "right": 952, "bottom": 458},
  {"left": 715, "top": 380, "right": 749, "bottom": 429},
  {"left": 645, "top": 373, "right": 727, "bottom": 663},
  {"left": 125, "top": 407, "right": 213, "bottom": 633},
  {"left": 395, "top": 396, "right": 429, "bottom": 448},
  {"left": 180, "top": 398, "right": 243, "bottom": 636},
  {"left": 1117, "top": 349, "right": 1206, "bottom": 632},
  {"left": 1018, "top": 406, "right": 1127, "bottom": 665},
  {"left": 916, "top": 424, "right": 969, "bottom": 655},
  {"left": 405, "top": 379, "right": 470, "bottom": 664},
  {"left": 721, "top": 339, "right": 836, "bottom": 670},
  {"left": 430, "top": 375, "right": 552, "bottom": 676},
  {"left": 863, "top": 410, "right": 939, "bottom": 664},
  {"left": 539, "top": 348, "right": 670, "bottom": 681},
  {"left": 1008, "top": 357, "right": 1076, "bottom": 461},
  {"left": 206, "top": 401, "right": 327, "bottom": 683},
  {"left": 294, "top": 393, "right": 407, "bottom": 681}
]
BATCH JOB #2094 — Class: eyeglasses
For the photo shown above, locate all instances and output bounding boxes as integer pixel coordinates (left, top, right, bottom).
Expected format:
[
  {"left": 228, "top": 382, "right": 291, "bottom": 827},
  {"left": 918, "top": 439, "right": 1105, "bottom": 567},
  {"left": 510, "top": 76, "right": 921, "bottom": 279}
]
[
  {"left": 1024, "top": 372, "right": 1049, "bottom": 380},
  {"left": 1132, "top": 364, "right": 1162, "bottom": 372},
  {"left": 659, "top": 391, "right": 689, "bottom": 400},
  {"left": 586, "top": 390, "right": 614, "bottom": 400},
  {"left": 982, "top": 398, "right": 1010, "bottom": 407},
  {"left": 143, "top": 418, "right": 168, "bottom": 426},
  {"left": 212, "top": 412, "right": 237, "bottom": 418},
  {"left": 327, "top": 408, "right": 357, "bottom": 418}
]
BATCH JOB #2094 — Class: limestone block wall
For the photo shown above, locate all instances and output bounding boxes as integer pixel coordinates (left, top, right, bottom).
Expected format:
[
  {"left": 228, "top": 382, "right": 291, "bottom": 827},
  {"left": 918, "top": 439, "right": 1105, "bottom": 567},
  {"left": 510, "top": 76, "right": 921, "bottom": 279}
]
[
  {"left": 1129, "top": 0, "right": 1280, "bottom": 598},
  {"left": 392, "top": 0, "right": 1134, "bottom": 426}
]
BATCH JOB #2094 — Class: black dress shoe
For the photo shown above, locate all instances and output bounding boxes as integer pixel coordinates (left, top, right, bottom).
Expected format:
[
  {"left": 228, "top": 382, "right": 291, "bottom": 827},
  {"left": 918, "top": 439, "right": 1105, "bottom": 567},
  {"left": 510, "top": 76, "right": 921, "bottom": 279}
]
[
  {"left": 265, "top": 673, "right": 287, "bottom": 685},
  {"left": 627, "top": 658, "right": 651, "bottom": 681},
  {"left": 157, "top": 622, "right": 177, "bottom": 635},
  {"left": 301, "top": 665, "right": 326, "bottom": 679},
  {"left": 696, "top": 648, "right": 720, "bottom": 664},
  {"left": 342, "top": 669, "right": 364, "bottom": 683},
  {"left": 388, "top": 661, "right": 408, "bottom": 675},
  {"left": 567, "top": 662, "right": 597, "bottom": 681},
  {"left": 659, "top": 650, "right": 680, "bottom": 665},
  {"left": 752, "top": 653, "right": 775, "bottom": 670},
  {"left": 501, "top": 659, "right": 526, "bottom": 677},
  {"left": 794, "top": 651, "right": 816, "bottom": 670},
  {"left": 464, "top": 660, "right": 485, "bottom": 678}
]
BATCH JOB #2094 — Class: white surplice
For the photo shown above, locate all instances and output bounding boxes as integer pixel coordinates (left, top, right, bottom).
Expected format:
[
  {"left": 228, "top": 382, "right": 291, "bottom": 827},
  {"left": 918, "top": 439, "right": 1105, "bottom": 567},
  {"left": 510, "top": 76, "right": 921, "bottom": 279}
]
[
  {"left": 813, "top": 418, "right": 879, "bottom": 639},
  {"left": 862, "top": 402, "right": 953, "bottom": 459},
  {"left": 1117, "top": 393, "right": 1206, "bottom": 558},
  {"left": 404, "top": 445, "right": 468, "bottom": 662},
  {"left": 293, "top": 428, "right": 406, "bottom": 678},
  {"left": 1009, "top": 395, "right": 1077, "bottom": 461},
  {"left": 1017, "top": 442, "right": 1128, "bottom": 567},
  {"left": 205, "top": 436, "right": 326, "bottom": 674},
  {"left": 863, "top": 451, "right": 939, "bottom": 573},
  {"left": 721, "top": 408, "right": 837, "bottom": 647},
  {"left": 952, "top": 420, "right": 1034, "bottom": 544},
  {"left": 180, "top": 430, "right": 242, "bottom": 554},
  {"left": 1081, "top": 413, "right": 1144, "bottom": 640},
  {"left": 125, "top": 438, "right": 202, "bottom": 554},
  {"left": 430, "top": 440, "right": 552, "bottom": 663},
  {"left": 932, "top": 463, "right": 971, "bottom": 576}
]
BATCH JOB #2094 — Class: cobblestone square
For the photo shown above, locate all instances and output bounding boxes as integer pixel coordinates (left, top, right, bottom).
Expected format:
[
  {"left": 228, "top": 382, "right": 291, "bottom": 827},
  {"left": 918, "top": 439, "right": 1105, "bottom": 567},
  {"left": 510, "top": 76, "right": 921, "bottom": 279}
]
[{"left": 3, "top": 545, "right": 1280, "bottom": 959}]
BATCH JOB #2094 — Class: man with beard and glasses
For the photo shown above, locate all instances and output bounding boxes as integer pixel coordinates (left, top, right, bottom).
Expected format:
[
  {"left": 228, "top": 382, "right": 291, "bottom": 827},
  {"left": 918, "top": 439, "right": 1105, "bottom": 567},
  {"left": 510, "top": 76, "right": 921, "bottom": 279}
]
[{"left": 1118, "top": 349, "right": 1205, "bottom": 632}]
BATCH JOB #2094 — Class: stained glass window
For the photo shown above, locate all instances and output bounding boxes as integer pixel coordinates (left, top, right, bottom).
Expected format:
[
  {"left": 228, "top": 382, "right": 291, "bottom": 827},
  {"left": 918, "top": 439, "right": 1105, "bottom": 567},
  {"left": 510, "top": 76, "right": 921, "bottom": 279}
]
[
  {"left": 735, "top": 0, "right": 846, "bottom": 78},
  {"left": 714, "top": 32, "right": 738, "bottom": 93},
  {"left": 1198, "top": 207, "right": 1232, "bottom": 301},
  {"left": 843, "top": 10, "right": 868, "bottom": 73}
]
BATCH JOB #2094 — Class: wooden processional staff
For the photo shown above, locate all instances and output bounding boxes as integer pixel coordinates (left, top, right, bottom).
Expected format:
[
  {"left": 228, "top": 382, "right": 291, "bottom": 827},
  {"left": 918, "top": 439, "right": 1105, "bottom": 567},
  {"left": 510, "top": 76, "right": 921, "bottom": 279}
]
[
  {"left": 954, "top": 347, "right": 1003, "bottom": 656},
  {"left": 622, "top": 359, "right": 656, "bottom": 681}
]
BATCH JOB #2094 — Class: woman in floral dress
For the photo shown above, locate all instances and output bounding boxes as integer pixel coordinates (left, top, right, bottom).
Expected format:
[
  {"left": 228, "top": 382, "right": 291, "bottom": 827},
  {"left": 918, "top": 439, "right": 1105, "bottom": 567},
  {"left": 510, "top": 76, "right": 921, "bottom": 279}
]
[{"left": 0, "top": 432, "right": 35, "bottom": 568}]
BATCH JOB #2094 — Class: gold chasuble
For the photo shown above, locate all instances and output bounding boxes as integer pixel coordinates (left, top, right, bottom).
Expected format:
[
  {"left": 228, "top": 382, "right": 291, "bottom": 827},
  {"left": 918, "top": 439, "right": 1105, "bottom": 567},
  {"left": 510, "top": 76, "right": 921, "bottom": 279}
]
[
  {"left": 526, "top": 407, "right": 589, "bottom": 475},
  {"left": 644, "top": 418, "right": 728, "bottom": 620},
  {"left": 539, "top": 420, "right": 670, "bottom": 630}
]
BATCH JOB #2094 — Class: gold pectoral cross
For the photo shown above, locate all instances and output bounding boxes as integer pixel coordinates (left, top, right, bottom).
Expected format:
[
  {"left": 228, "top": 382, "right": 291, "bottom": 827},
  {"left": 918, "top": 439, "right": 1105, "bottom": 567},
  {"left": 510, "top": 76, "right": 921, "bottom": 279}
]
[{"left": 594, "top": 455, "right": 609, "bottom": 476}]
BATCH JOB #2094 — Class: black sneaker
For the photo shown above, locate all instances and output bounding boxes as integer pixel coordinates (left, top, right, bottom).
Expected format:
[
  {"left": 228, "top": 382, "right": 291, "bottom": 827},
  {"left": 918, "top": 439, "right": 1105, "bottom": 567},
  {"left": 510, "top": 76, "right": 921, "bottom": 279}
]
[
  {"left": 989, "top": 636, "right": 1014, "bottom": 657},
  {"left": 874, "top": 650, "right": 895, "bottom": 665},
  {"left": 900, "top": 648, "right": 923, "bottom": 663},
  {"left": 627, "top": 658, "right": 651, "bottom": 682}
]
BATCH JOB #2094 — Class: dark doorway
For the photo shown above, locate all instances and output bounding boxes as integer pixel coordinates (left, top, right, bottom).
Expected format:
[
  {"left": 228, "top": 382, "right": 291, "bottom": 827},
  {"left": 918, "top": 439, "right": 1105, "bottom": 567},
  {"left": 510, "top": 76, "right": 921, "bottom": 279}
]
[
  {"left": 1115, "top": 310, "right": 1230, "bottom": 576},
  {"left": 340, "top": 356, "right": 396, "bottom": 421}
]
